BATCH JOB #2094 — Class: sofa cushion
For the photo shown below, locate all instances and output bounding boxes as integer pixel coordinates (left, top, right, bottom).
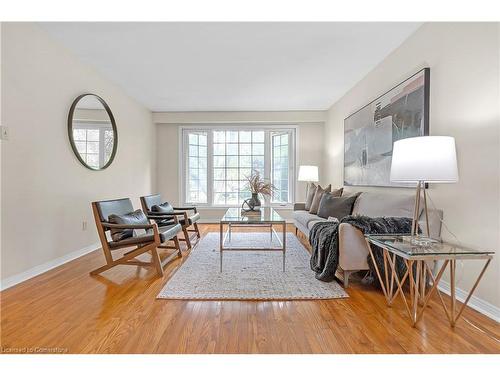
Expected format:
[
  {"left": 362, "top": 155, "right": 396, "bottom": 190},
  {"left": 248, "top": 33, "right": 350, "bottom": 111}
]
[
  {"left": 304, "top": 182, "right": 317, "bottom": 211},
  {"left": 307, "top": 218, "right": 329, "bottom": 230},
  {"left": 352, "top": 192, "right": 422, "bottom": 218},
  {"left": 317, "top": 193, "right": 360, "bottom": 219},
  {"left": 309, "top": 184, "right": 332, "bottom": 214},
  {"left": 108, "top": 209, "right": 149, "bottom": 242},
  {"left": 292, "top": 210, "right": 320, "bottom": 228}
]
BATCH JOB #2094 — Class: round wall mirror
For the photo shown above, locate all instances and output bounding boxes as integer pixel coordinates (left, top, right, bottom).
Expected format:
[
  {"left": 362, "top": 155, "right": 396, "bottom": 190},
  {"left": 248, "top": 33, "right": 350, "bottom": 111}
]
[{"left": 68, "top": 94, "right": 117, "bottom": 170}]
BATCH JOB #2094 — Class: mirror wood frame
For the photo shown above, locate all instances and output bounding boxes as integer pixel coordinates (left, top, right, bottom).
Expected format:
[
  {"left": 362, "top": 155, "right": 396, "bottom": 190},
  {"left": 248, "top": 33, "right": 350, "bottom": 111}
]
[{"left": 67, "top": 93, "right": 118, "bottom": 170}]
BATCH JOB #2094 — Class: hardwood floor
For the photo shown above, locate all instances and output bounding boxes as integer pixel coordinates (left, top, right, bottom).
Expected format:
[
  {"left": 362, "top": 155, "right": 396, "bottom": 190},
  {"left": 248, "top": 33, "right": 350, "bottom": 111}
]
[{"left": 1, "top": 224, "right": 499, "bottom": 354}]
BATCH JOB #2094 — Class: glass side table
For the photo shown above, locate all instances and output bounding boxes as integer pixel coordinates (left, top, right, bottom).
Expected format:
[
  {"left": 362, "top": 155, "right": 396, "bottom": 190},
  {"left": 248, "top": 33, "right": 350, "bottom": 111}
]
[{"left": 364, "top": 234, "right": 494, "bottom": 327}]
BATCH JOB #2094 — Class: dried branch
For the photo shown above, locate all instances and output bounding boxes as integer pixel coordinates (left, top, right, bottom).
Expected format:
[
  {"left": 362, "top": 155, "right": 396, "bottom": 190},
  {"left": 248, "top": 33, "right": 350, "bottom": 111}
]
[{"left": 243, "top": 170, "right": 277, "bottom": 198}]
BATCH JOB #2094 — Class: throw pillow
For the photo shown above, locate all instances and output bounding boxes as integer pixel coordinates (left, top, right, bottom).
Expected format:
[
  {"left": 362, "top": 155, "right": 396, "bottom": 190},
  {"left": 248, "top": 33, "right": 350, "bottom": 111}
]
[
  {"left": 317, "top": 192, "right": 360, "bottom": 219},
  {"left": 151, "top": 201, "right": 174, "bottom": 213},
  {"left": 303, "top": 182, "right": 317, "bottom": 211},
  {"left": 108, "top": 209, "right": 149, "bottom": 242},
  {"left": 308, "top": 184, "right": 333, "bottom": 214}
]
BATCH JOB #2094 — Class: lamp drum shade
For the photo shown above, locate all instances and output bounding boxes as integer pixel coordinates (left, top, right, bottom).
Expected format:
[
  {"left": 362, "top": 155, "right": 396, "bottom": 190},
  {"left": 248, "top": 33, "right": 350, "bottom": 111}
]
[
  {"left": 298, "top": 165, "right": 319, "bottom": 182},
  {"left": 390, "top": 136, "right": 459, "bottom": 183}
]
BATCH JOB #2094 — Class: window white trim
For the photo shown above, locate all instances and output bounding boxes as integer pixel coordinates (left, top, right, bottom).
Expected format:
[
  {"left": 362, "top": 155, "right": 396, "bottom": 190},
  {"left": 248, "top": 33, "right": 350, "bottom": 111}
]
[
  {"left": 179, "top": 124, "right": 297, "bottom": 208},
  {"left": 270, "top": 129, "right": 295, "bottom": 205}
]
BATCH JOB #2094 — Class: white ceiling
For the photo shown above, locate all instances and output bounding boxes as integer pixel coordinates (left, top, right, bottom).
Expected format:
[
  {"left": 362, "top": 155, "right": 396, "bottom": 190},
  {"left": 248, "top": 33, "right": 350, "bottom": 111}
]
[{"left": 39, "top": 22, "right": 421, "bottom": 112}]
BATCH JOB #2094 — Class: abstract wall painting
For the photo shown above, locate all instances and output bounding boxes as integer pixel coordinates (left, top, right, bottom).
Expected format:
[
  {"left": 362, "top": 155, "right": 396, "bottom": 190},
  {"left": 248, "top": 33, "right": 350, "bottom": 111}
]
[{"left": 344, "top": 68, "right": 430, "bottom": 187}]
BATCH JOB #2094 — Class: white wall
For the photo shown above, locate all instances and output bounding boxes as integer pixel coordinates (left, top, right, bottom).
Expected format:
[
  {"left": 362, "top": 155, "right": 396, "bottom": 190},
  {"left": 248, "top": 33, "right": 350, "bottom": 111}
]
[
  {"left": 0, "top": 23, "right": 3, "bottom": 284},
  {"left": 324, "top": 23, "right": 500, "bottom": 311},
  {"left": 1, "top": 23, "right": 156, "bottom": 286},
  {"left": 154, "top": 111, "right": 327, "bottom": 222}
]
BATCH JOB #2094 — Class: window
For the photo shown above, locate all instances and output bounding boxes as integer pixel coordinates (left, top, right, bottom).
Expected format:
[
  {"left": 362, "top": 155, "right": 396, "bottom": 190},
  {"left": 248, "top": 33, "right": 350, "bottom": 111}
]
[
  {"left": 213, "top": 130, "right": 265, "bottom": 205},
  {"left": 187, "top": 131, "right": 208, "bottom": 204},
  {"left": 72, "top": 122, "right": 114, "bottom": 169},
  {"left": 272, "top": 132, "right": 291, "bottom": 203},
  {"left": 182, "top": 127, "right": 295, "bottom": 206}
]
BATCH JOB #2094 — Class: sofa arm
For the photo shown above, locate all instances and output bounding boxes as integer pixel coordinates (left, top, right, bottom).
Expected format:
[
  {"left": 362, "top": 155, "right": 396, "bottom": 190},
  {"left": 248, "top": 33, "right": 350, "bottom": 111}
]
[
  {"left": 338, "top": 223, "right": 370, "bottom": 271},
  {"left": 293, "top": 203, "right": 306, "bottom": 211}
]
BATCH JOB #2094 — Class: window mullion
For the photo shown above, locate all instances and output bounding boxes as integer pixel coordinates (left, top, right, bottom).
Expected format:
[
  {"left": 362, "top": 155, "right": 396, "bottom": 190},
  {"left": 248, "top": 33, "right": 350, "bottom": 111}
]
[
  {"left": 207, "top": 130, "right": 214, "bottom": 206},
  {"left": 99, "top": 128, "right": 105, "bottom": 169},
  {"left": 264, "top": 130, "right": 272, "bottom": 206},
  {"left": 182, "top": 130, "right": 188, "bottom": 205},
  {"left": 289, "top": 130, "right": 295, "bottom": 204}
]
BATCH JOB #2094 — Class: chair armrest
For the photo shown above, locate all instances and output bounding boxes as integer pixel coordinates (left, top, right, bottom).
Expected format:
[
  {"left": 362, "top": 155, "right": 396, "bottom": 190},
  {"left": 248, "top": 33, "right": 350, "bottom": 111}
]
[
  {"left": 293, "top": 203, "right": 306, "bottom": 211},
  {"left": 102, "top": 222, "right": 154, "bottom": 230},
  {"left": 147, "top": 211, "right": 187, "bottom": 225},
  {"left": 147, "top": 211, "right": 188, "bottom": 217},
  {"left": 173, "top": 206, "right": 198, "bottom": 214}
]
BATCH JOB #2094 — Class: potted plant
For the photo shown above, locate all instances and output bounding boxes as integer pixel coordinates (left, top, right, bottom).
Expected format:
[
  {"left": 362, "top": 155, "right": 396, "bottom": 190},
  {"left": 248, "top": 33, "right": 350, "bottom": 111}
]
[{"left": 242, "top": 170, "right": 276, "bottom": 211}]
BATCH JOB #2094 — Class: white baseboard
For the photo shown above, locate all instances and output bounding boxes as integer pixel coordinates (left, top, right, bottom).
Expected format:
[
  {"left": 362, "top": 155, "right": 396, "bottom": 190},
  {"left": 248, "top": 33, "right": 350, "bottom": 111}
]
[
  {"left": 438, "top": 280, "right": 500, "bottom": 322},
  {"left": 0, "top": 243, "right": 100, "bottom": 291}
]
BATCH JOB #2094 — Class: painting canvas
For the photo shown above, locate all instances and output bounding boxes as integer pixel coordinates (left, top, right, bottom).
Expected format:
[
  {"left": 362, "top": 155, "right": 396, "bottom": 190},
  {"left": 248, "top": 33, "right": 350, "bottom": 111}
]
[{"left": 344, "top": 68, "right": 429, "bottom": 187}]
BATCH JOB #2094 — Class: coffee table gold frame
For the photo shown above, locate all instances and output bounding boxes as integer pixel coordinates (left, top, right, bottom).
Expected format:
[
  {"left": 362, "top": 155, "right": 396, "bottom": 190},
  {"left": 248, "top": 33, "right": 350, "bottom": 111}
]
[{"left": 364, "top": 236, "right": 492, "bottom": 327}]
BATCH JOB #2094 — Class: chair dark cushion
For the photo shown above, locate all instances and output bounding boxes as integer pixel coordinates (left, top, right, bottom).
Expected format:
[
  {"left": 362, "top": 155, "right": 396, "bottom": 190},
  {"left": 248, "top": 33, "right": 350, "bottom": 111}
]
[
  {"left": 156, "top": 212, "right": 201, "bottom": 227},
  {"left": 141, "top": 194, "right": 162, "bottom": 212},
  {"left": 95, "top": 198, "right": 134, "bottom": 222},
  {"left": 109, "top": 223, "right": 182, "bottom": 249},
  {"left": 151, "top": 202, "right": 174, "bottom": 214},
  {"left": 108, "top": 209, "right": 149, "bottom": 241},
  {"left": 151, "top": 223, "right": 182, "bottom": 242},
  {"left": 317, "top": 193, "right": 360, "bottom": 220}
]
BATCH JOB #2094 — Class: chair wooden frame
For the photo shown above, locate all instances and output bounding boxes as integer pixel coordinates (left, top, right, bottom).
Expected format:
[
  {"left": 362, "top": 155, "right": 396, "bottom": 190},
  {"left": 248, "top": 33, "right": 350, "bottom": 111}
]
[
  {"left": 90, "top": 201, "right": 182, "bottom": 278},
  {"left": 172, "top": 206, "right": 201, "bottom": 249},
  {"left": 140, "top": 196, "right": 201, "bottom": 250}
]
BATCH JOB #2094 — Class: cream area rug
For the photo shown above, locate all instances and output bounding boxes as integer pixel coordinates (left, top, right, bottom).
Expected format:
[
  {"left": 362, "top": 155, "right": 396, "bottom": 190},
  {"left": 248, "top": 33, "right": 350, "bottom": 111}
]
[{"left": 157, "top": 232, "right": 348, "bottom": 300}]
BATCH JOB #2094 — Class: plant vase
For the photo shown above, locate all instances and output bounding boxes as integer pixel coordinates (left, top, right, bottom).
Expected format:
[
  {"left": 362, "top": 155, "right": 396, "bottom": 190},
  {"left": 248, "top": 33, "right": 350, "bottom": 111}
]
[{"left": 242, "top": 193, "right": 261, "bottom": 211}]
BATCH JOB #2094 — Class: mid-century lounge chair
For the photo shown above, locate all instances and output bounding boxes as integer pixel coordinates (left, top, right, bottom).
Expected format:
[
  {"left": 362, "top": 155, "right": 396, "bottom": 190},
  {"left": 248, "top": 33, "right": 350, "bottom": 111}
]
[
  {"left": 90, "top": 198, "right": 183, "bottom": 277},
  {"left": 140, "top": 194, "right": 201, "bottom": 250}
]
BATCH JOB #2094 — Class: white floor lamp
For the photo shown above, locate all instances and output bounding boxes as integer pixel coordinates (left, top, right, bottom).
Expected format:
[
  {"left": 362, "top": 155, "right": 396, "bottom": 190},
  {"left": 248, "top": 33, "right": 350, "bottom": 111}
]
[
  {"left": 390, "top": 136, "right": 459, "bottom": 239},
  {"left": 298, "top": 165, "right": 319, "bottom": 197}
]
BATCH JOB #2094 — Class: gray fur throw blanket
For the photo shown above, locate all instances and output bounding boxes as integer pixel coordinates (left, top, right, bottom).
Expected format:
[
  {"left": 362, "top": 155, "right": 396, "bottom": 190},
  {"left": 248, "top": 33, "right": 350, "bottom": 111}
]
[{"left": 309, "top": 215, "right": 414, "bottom": 284}]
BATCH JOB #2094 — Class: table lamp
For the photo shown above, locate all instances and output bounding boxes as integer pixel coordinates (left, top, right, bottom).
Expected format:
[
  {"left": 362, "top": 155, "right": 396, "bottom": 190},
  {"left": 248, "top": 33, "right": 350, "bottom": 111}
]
[
  {"left": 298, "top": 165, "right": 319, "bottom": 197},
  {"left": 390, "top": 136, "right": 458, "bottom": 238}
]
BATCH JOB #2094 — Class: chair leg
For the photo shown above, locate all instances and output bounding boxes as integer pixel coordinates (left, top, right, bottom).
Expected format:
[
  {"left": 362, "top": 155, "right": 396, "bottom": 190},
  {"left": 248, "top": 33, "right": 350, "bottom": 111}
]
[
  {"left": 173, "top": 235, "right": 182, "bottom": 257},
  {"left": 193, "top": 222, "right": 201, "bottom": 238},
  {"left": 89, "top": 262, "right": 116, "bottom": 276},
  {"left": 90, "top": 244, "right": 158, "bottom": 276},
  {"left": 182, "top": 226, "right": 192, "bottom": 249},
  {"left": 150, "top": 246, "right": 164, "bottom": 277}
]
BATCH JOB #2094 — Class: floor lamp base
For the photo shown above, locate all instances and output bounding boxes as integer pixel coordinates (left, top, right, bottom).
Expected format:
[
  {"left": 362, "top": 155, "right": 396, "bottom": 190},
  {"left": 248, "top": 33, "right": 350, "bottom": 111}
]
[{"left": 411, "top": 180, "right": 431, "bottom": 238}]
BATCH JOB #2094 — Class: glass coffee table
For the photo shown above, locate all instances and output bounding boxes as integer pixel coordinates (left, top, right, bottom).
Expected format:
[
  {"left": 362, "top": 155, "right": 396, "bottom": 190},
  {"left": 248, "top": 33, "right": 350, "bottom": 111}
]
[
  {"left": 219, "top": 207, "right": 287, "bottom": 272},
  {"left": 364, "top": 234, "right": 494, "bottom": 327}
]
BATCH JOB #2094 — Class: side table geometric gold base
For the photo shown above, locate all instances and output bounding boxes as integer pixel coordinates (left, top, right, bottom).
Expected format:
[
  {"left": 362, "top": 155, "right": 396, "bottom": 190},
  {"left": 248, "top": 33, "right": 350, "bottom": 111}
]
[{"left": 364, "top": 235, "right": 493, "bottom": 327}]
